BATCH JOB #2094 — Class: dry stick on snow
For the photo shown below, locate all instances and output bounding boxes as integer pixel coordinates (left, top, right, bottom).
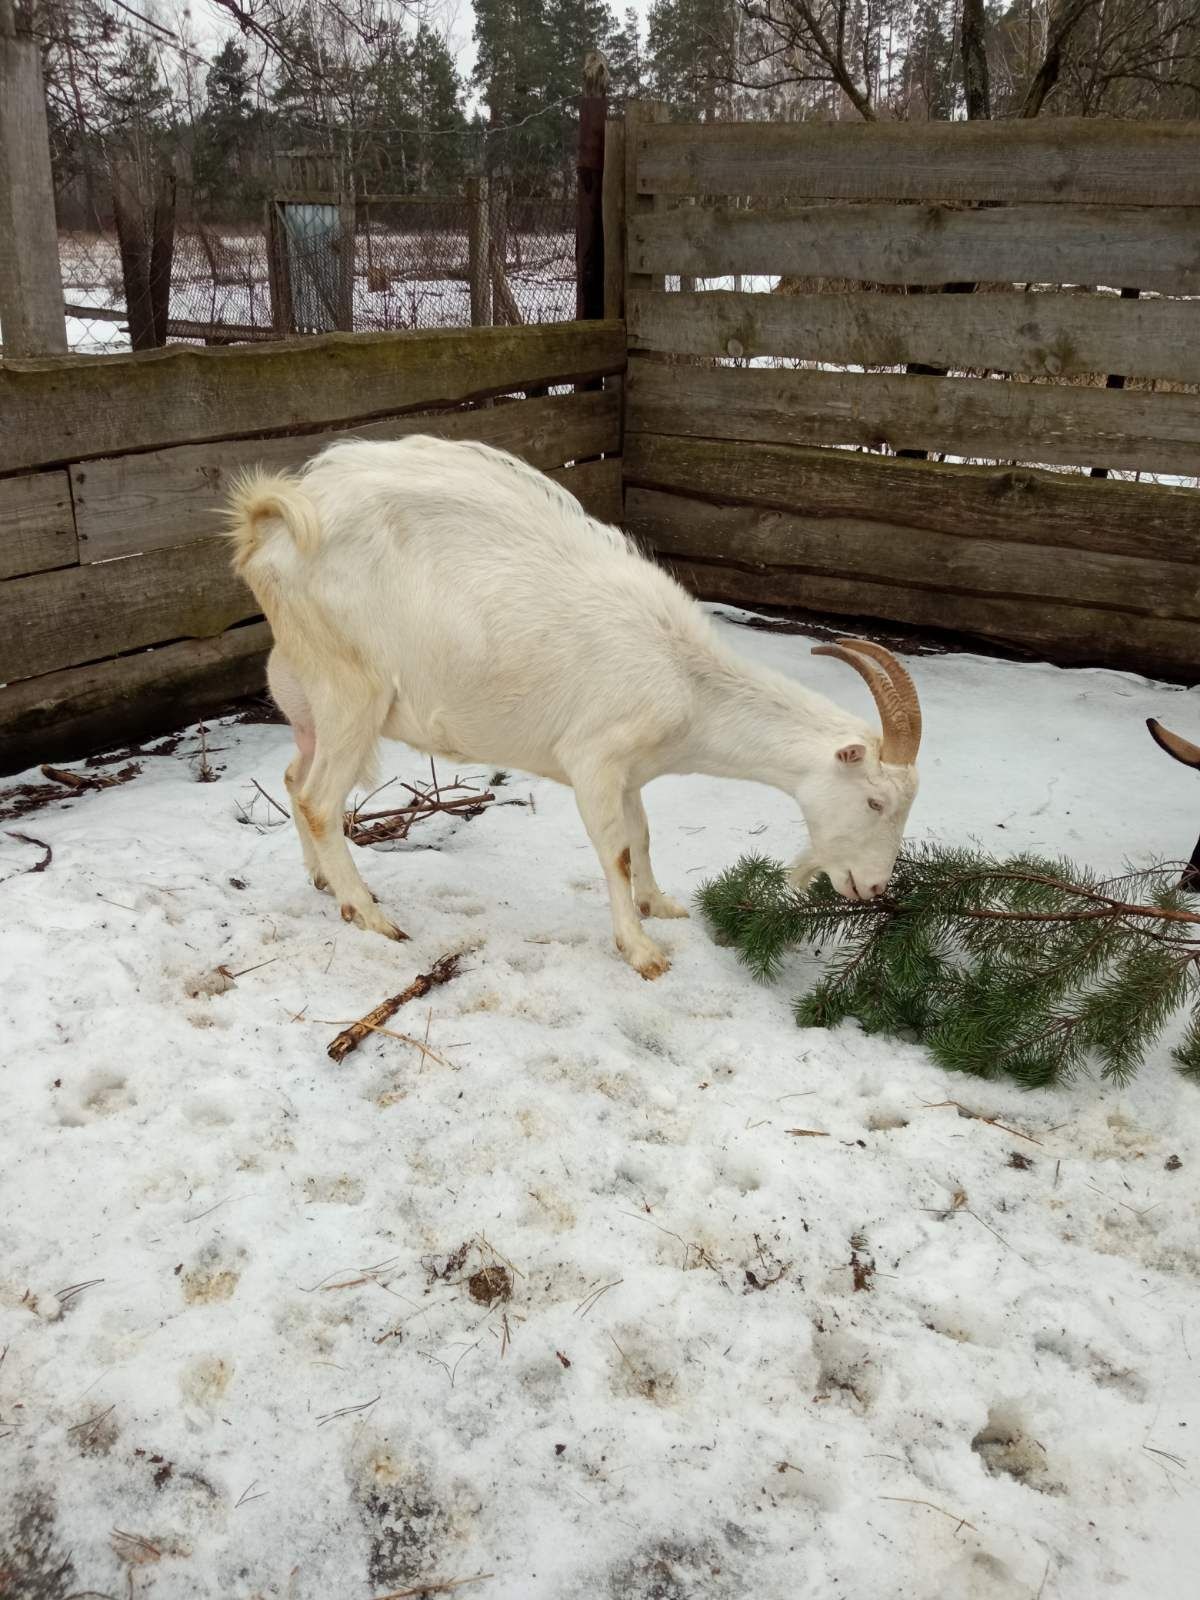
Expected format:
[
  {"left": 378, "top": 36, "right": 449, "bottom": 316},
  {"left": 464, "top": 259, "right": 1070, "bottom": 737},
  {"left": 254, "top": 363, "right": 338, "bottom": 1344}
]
[
  {"left": 878, "top": 1496, "right": 978, "bottom": 1535},
  {"left": 3, "top": 831, "right": 52, "bottom": 878},
  {"left": 921, "top": 1099, "right": 1045, "bottom": 1147},
  {"left": 327, "top": 954, "right": 464, "bottom": 1063},
  {"left": 374, "top": 1575, "right": 494, "bottom": 1599},
  {"left": 41, "top": 763, "right": 141, "bottom": 793},
  {"left": 346, "top": 788, "right": 496, "bottom": 846},
  {"left": 328, "top": 1019, "right": 457, "bottom": 1071},
  {"left": 251, "top": 778, "right": 291, "bottom": 821}
]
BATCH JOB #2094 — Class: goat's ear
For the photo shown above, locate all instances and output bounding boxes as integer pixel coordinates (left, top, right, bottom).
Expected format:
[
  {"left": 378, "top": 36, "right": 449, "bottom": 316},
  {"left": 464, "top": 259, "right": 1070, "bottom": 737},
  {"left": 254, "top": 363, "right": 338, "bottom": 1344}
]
[{"left": 835, "top": 742, "right": 867, "bottom": 766}]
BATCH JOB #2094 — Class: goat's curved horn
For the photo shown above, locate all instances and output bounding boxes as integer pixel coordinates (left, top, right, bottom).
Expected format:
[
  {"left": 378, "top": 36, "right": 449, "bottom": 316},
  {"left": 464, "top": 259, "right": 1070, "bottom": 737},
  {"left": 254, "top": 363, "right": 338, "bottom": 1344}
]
[
  {"left": 812, "top": 638, "right": 921, "bottom": 765},
  {"left": 831, "top": 639, "right": 922, "bottom": 757},
  {"left": 1148, "top": 718, "right": 1200, "bottom": 769}
]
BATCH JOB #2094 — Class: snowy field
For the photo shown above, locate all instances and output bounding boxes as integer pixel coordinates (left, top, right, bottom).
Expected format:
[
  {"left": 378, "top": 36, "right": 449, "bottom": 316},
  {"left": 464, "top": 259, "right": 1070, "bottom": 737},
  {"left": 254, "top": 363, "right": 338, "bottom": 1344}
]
[{"left": 2, "top": 611, "right": 1199, "bottom": 1597}]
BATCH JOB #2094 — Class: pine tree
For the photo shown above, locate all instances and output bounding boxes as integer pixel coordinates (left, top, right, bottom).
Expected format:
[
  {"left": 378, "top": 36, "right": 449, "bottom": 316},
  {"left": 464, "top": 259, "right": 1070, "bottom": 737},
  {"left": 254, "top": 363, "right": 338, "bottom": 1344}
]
[
  {"left": 645, "top": 0, "right": 739, "bottom": 118},
  {"left": 102, "top": 33, "right": 172, "bottom": 139},
  {"left": 698, "top": 847, "right": 1200, "bottom": 1088},
  {"left": 607, "top": 7, "right": 645, "bottom": 104},
  {"left": 193, "top": 40, "right": 261, "bottom": 209}
]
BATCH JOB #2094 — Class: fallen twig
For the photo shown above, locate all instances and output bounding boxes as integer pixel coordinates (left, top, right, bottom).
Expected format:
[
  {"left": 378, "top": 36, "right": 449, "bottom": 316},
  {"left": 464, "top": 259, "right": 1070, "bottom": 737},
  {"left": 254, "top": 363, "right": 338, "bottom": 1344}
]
[
  {"left": 42, "top": 762, "right": 141, "bottom": 793},
  {"left": 786, "top": 1128, "right": 829, "bottom": 1138},
  {"left": 3, "top": 831, "right": 52, "bottom": 877},
  {"left": 251, "top": 778, "right": 290, "bottom": 821},
  {"left": 346, "top": 789, "right": 495, "bottom": 846},
  {"left": 328, "top": 954, "right": 464, "bottom": 1063},
  {"left": 878, "top": 1495, "right": 977, "bottom": 1534},
  {"left": 316, "top": 1018, "right": 458, "bottom": 1071},
  {"left": 921, "top": 1099, "right": 1044, "bottom": 1147},
  {"left": 375, "top": 1574, "right": 493, "bottom": 1599}
]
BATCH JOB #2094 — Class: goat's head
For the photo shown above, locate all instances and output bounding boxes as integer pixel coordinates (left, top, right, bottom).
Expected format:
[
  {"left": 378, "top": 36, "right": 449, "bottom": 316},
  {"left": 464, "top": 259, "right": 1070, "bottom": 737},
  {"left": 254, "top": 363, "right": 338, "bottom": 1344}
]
[{"left": 790, "top": 639, "right": 922, "bottom": 902}]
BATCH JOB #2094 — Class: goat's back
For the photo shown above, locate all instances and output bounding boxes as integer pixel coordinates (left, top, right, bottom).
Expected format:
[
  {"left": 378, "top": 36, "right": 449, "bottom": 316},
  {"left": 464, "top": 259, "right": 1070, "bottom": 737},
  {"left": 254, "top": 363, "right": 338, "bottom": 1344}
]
[{"left": 237, "top": 435, "right": 709, "bottom": 762}]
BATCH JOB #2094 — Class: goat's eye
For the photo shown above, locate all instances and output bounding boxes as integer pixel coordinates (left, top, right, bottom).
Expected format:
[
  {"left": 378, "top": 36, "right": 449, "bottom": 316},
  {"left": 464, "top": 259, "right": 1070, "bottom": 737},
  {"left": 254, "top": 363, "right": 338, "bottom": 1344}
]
[{"left": 867, "top": 798, "right": 885, "bottom": 814}]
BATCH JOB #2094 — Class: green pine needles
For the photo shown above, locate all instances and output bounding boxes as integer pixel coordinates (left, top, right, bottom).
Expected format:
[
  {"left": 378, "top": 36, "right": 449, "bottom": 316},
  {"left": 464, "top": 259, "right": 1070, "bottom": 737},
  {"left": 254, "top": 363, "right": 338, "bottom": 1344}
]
[{"left": 697, "top": 846, "right": 1200, "bottom": 1089}]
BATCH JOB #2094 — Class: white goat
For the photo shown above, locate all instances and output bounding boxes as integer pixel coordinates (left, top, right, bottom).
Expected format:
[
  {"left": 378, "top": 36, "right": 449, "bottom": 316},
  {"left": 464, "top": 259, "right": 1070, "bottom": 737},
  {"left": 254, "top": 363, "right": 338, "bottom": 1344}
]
[{"left": 226, "top": 435, "right": 922, "bottom": 978}]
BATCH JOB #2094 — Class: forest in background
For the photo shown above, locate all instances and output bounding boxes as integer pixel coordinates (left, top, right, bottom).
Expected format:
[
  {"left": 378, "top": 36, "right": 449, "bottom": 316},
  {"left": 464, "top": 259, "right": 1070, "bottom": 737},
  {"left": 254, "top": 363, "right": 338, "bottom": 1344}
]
[{"left": 12, "top": 0, "right": 1200, "bottom": 226}]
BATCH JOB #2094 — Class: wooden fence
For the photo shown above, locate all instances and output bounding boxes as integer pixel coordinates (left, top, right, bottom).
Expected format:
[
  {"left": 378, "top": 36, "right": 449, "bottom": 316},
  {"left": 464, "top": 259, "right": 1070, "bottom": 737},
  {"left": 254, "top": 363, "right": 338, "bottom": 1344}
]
[
  {"left": 621, "top": 113, "right": 1200, "bottom": 682},
  {"left": 0, "top": 320, "right": 624, "bottom": 773}
]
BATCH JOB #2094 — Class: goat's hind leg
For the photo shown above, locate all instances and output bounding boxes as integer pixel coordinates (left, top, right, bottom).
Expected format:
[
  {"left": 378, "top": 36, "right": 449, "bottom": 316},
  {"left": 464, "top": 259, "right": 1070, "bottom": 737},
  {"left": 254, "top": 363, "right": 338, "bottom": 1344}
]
[
  {"left": 268, "top": 650, "right": 327, "bottom": 892},
  {"left": 296, "top": 681, "right": 407, "bottom": 941},
  {"left": 623, "top": 787, "right": 688, "bottom": 920}
]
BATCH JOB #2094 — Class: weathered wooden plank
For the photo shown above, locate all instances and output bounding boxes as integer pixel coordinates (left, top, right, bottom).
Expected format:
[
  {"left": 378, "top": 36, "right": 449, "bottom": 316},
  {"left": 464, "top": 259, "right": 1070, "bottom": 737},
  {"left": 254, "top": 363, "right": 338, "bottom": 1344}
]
[
  {"left": 0, "top": 622, "right": 271, "bottom": 776},
  {"left": 626, "top": 357, "right": 1200, "bottom": 476},
  {"left": 630, "top": 288, "right": 1200, "bottom": 385},
  {"left": 625, "top": 485, "right": 1200, "bottom": 623},
  {"left": 0, "top": 34, "right": 68, "bottom": 356},
  {"left": 72, "top": 390, "right": 621, "bottom": 562},
  {"left": 624, "top": 431, "right": 1200, "bottom": 567},
  {"left": 550, "top": 454, "right": 623, "bottom": 524},
  {"left": 603, "top": 116, "right": 626, "bottom": 320},
  {"left": 630, "top": 202, "right": 1200, "bottom": 297},
  {"left": 0, "top": 537, "right": 255, "bottom": 684},
  {"left": 651, "top": 551, "right": 1199, "bottom": 684},
  {"left": 635, "top": 118, "right": 1200, "bottom": 205},
  {"left": 0, "top": 319, "right": 627, "bottom": 475},
  {"left": 0, "top": 469, "right": 76, "bottom": 580}
]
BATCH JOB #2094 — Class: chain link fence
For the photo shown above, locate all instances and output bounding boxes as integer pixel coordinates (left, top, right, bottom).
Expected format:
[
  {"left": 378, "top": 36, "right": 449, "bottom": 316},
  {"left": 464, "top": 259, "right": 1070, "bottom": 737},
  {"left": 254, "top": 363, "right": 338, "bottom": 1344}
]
[
  {"left": 56, "top": 119, "right": 581, "bottom": 352},
  {"left": 60, "top": 198, "right": 575, "bottom": 349}
]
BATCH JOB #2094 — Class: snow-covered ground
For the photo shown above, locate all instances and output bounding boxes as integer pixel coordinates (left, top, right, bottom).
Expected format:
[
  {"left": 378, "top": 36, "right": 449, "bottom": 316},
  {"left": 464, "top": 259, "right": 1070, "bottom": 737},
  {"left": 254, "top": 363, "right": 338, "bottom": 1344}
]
[{"left": 3, "top": 612, "right": 1200, "bottom": 1598}]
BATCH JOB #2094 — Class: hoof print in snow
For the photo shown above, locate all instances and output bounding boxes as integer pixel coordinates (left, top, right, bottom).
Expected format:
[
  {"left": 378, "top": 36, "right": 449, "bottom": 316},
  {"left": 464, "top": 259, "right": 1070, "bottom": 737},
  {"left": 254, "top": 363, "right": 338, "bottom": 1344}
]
[
  {"left": 813, "top": 1330, "right": 877, "bottom": 1413},
  {"left": 180, "top": 1243, "right": 243, "bottom": 1305},
  {"left": 609, "top": 1331, "right": 677, "bottom": 1405},
  {"left": 607, "top": 1536, "right": 742, "bottom": 1600},
  {"left": 353, "top": 1456, "right": 452, "bottom": 1594},
  {"left": 70, "top": 1407, "right": 120, "bottom": 1458},
  {"left": 0, "top": 1494, "right": 76, "bottom": 1600},
  {"left": 971, "top": 1405, "right": 1063, "bottom": 1494}
]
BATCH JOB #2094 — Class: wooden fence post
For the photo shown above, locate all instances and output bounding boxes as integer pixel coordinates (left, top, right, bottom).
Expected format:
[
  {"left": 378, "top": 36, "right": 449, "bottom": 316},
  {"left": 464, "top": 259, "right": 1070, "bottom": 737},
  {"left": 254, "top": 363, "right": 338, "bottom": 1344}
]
[
  {"left": 265, "top": 200, "right": 291, "bottom": 336},
  {"left": 1091, "top": 286, "right": 1141, "bottom": 479},
  {"left": 466, "top": 174, "right": 492, "bottom": 327},
  {"left": 576, "top": 51, "right": 609, "bottom": 323},
  {"left": 624, "top": 100, "right": 669, "bottom": 315},
  {"left": 0, "top": 3, "right": 68, "bottom": 355},
  {"left": 149, "top": 168, "right": 176, "bottom": 347},
  {"left": 602, "top": 115, "right": 625, "bottom": 321},
  {"left": 337, "top": 194, "right": 356, "bottom": 332}
]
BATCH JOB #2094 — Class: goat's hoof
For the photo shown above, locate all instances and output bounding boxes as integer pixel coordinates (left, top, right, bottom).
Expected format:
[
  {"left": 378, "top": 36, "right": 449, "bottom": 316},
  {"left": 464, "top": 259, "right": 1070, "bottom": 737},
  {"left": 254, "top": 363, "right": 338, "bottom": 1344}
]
[
  {"left": 638, "top": 893, "right": 690, "bottom": 920},
  {"left": 619, "top": 935, "right": 671, "bottom": 980},
  {"left": 312, "top": 872, "right": 331, "bottom": 895},
  {"left": 340, "top": 902, "right": 409, "bottom": 940}
]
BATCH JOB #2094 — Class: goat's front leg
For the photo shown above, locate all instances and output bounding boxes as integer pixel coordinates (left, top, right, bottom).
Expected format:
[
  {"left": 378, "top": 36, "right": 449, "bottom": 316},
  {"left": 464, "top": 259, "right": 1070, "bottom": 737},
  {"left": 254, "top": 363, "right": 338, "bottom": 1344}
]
[
  {"left": 623, "top": 787, "right": 688, "bottom": 920},
  {"left": 572, "top": 762, "right": 670, "bottom": 979},
  {"left": 298, "top": 707, "right": 407, "bottom": 941}
]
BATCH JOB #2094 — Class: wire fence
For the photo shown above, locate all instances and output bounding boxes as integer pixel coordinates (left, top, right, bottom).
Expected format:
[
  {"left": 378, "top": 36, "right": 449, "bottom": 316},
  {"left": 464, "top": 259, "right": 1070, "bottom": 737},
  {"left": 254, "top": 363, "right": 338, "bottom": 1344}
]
[{"left": 59, "top": 189, "right": 576, "bottom": 352}]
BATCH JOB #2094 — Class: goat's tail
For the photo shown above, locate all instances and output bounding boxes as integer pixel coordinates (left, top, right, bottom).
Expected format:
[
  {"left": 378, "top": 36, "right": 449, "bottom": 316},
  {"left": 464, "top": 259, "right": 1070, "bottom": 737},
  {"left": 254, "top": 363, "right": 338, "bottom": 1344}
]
[{"left": 224, "top": 468, "right": 322, "bottom": 579}]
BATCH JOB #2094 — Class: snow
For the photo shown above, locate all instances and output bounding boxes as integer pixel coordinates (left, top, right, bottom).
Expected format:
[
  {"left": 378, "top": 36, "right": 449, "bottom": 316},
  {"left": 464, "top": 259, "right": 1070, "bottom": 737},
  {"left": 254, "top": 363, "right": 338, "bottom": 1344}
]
[
  {"left": 57, "top": 227, "right": 575, "bottom": 353},
  {"left": 2, "top": 611, "right": 1199, "bottom": 1597}
]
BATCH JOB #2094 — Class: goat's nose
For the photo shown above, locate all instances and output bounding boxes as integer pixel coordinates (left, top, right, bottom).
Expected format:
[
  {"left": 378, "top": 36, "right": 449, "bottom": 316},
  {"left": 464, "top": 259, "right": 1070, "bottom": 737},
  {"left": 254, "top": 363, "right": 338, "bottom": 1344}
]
[{"left": 866, "top": 881, "right": 886, "bottom": 900}]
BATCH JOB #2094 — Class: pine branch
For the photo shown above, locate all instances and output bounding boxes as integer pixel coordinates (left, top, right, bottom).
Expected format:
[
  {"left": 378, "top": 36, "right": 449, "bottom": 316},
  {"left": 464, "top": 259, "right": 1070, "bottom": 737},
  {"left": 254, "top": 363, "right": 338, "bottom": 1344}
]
[{"left": 698, "top": 846, "right": 1200, "bottom": 1089}]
